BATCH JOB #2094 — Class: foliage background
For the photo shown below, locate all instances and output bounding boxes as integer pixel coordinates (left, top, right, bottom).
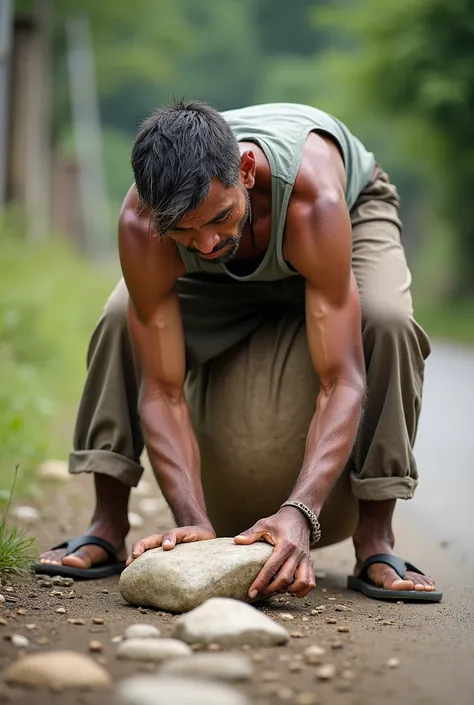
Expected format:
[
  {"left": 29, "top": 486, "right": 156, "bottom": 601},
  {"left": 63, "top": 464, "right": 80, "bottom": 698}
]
[{"left": 2, "top": 0, "right": 473, "bottom": 495}]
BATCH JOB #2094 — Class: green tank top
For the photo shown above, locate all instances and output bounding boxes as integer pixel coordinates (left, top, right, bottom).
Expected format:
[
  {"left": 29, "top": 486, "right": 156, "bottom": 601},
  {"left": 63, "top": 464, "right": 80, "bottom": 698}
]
[{"left": 176, "top": 103, "right": 375, "bottom": 282}]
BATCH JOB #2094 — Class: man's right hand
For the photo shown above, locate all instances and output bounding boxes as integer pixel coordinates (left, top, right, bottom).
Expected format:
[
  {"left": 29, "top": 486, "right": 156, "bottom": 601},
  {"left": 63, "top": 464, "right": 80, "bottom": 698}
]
[{"left": 126, "top": 525, "right": 216, "bottom": 565}]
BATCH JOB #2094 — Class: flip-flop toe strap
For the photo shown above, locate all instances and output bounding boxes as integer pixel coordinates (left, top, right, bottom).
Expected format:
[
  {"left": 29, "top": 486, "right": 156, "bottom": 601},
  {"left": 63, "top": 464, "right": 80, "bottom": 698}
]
[
  {"left": 51, "top": 535, "right": 118, "bottom": 562},
  {"left": 357, "top": 553, "right": 424, "bottom": 583}
]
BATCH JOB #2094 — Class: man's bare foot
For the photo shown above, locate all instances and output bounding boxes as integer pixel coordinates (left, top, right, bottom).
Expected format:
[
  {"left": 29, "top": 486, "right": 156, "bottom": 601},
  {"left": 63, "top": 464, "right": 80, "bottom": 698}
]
[
  {"left": 353, "top": 540, "right": 436, "bottom": 592},
  {"left": 353, "top": 498, "right": 436, "bottom": 593},
  {"left": 39, "top": 473, "right": 131, "bottom": 570},
  {"left": 38, "top": 519, "right": 129, "bottom": 569}
]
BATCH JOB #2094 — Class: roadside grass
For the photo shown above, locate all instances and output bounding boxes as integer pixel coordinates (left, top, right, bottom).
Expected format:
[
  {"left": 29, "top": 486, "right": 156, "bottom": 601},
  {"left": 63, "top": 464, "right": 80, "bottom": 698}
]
[
  {"left": 0, "top": 465, "right": 38, "bottom": 576},
  {"left": 0, "top": 216, "right": 118, "bottom": 502}
]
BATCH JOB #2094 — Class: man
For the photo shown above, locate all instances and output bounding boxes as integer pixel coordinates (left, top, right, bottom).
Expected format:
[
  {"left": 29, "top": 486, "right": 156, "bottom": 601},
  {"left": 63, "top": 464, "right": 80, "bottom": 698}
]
[{"left": 36, "top": 100, "right": 441, "bottom": 602}]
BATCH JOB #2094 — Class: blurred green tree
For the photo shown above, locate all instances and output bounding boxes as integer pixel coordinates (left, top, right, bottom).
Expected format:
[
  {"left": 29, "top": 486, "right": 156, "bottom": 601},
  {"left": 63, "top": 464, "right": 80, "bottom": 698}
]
[{"left": 314, "top": 0, "right": 474, "bottom": 298}]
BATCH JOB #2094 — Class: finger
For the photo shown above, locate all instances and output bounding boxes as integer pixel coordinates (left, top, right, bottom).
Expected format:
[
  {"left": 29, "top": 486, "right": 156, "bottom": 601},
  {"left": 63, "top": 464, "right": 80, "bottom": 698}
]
[
  {"left": 162, "top": 530, "right": 180, "bottom": 550},
  {"left": 130, "top": 534, "right": 163, "bottom": 561},
  {"left": 288, "top": 559, "right": 316, "bottom": 598},
  {"left": 248, "top": 544, "right": 293, "bottom": 599},
  {"left": 261, "top": 554, "right": 301, "bottom": 595},
  {"left": 234, "top": 522, "right": 270, "bottom": 546}
]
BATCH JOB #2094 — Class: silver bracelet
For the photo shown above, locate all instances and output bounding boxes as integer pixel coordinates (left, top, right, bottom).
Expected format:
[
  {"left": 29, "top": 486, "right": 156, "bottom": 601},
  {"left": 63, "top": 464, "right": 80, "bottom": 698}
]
[{"left": 281, "top": 500, "right": 322, "bottom": 547}]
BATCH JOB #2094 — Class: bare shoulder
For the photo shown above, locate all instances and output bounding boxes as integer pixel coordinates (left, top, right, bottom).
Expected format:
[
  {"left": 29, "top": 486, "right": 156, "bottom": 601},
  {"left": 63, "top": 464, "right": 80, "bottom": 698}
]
[
  {"left": 292, "top": 132, "right": 347, "bottom": 203},
  {"left": 118, "top": 185, "right": 185, "bottom": 319}
]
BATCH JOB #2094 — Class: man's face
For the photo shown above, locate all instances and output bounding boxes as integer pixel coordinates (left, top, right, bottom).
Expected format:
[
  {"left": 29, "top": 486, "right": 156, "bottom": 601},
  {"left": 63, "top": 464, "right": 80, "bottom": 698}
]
[{"left": 165, "top": 179, "right": 251, "bottom": 264}]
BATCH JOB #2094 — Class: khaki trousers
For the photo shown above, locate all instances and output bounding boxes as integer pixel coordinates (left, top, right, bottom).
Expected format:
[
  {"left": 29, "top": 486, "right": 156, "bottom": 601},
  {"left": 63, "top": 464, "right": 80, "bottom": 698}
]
[{"left": 69, "top": 166, "right": 431, "bottom": 547}]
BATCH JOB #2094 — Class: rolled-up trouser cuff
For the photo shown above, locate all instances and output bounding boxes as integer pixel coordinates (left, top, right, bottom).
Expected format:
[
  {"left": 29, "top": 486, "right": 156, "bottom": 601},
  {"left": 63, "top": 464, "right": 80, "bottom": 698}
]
[
  {"left": 350, "top": 475, "right": 418, "bottom": 501},
  {"left": 69, "top": 450, "right": 144, "bottom": 488}
]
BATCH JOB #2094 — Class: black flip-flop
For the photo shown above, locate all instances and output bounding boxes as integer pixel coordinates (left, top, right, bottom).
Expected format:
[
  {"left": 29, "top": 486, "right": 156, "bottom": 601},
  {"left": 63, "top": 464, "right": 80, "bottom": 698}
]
[
  {"left": 347, "top": 553, "right": 443, "bottom": 602},
  {"left": 33, "top": 535, "right": 126, "bottom": 580}
]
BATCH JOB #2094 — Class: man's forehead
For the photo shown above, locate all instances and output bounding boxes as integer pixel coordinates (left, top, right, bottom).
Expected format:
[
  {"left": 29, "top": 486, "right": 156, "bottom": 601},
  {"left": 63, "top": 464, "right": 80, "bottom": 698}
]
[{"left": 177, "top": 186, "right": 238, "bottom": 226}]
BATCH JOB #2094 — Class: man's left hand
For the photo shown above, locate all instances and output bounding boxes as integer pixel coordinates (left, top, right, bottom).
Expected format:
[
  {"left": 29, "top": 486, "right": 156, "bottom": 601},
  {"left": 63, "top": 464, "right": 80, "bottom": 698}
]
[{"left": 234, "top": 506, "right": 316, "bottom": 599}]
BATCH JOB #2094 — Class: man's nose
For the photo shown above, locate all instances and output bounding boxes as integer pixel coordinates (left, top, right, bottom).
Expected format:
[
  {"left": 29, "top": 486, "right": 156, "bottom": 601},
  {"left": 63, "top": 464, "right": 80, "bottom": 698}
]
[{"left": 195, "top": 232, "right": 219, "bottom": 254}]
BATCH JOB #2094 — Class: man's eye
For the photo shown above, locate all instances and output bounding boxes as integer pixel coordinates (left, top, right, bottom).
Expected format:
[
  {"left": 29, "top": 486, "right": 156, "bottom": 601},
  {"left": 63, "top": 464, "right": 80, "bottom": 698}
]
[{"left": 216, "top": 213, "right": 232, "bottom": 224}]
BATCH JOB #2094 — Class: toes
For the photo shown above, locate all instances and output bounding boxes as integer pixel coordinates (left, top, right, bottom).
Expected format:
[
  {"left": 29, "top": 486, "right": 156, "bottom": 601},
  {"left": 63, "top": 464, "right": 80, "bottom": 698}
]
[
  {"left": 62, "top": 548, "right": 95, "bottom": 569},
  {"left": 406, "top": 572, "right": 436, "bottom": 591},
  {"left": 388, "top": 577, "right": 416, "bottom": 591}
]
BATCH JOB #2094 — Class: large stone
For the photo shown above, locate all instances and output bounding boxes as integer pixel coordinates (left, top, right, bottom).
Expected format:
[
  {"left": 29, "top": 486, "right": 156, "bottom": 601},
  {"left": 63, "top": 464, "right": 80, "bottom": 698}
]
[
  {"left": 158, "top": 653, "right": 254, "bottom": 682},
  {"left": 173, "top": 597, "right": 289, "bottom": 647},
  {"left": 116, "top": 676, "right": 250, "bottom": 705},
  {"left": 119, "top": 538, "right": 273, "bottom": 613},
  {"left": 3, "top": 651, "right": 111, "bottom": 689},
  {"left": 117, "top": 638, "right": 192, "bottom": 662}
]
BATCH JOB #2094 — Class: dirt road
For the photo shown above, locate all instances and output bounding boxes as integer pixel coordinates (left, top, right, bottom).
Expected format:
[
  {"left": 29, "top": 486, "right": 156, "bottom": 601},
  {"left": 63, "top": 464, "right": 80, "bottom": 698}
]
[
  {"left": 1, "top": 341, "right": 473, "bottom": 704},
  {"left": 1, "top": 466, "right": 473, "bottom": 705}
]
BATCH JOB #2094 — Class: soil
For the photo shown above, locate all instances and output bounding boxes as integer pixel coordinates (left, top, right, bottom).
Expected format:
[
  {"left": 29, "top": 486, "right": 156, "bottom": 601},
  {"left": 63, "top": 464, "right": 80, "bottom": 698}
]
[{"left": 1, "top": 470, "right": 473, "bottom": 705}]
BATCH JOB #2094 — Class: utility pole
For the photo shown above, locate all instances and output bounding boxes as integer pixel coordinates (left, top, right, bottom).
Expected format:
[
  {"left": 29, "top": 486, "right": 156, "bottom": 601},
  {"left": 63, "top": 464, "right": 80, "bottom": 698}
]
[
  {"left": 0, "top": 0, "right": 12, "bottom": 207},
  {"left": 66, "top": 15, "right": 110, "bottom": 256}
]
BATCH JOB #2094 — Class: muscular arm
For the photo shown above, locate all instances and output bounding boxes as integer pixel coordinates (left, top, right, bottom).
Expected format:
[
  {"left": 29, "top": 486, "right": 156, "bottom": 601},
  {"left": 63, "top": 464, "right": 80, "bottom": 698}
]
[
  {"left": 285, "top": 140, "right": 366, "bottom": 516},
  {"left": 118, "top": 191, "right": 211, "bottom": 531}
]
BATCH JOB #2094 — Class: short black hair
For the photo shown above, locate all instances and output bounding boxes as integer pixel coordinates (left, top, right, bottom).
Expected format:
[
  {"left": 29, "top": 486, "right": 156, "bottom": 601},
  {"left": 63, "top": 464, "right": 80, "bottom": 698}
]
[{"left": 131, "top": 99, "right": 241, "bottom": 235}]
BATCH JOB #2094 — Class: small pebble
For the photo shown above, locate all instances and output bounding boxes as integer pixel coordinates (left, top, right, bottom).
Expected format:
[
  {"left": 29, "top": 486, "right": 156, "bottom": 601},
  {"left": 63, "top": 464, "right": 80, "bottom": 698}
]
[
  {"left": 111, "top": 635, "right": 122, "bottom": 644},
  {"left": 12, "top": 506, "right": 40, "bottom": 522},
  {"left": 50, "top": 590, "right": 63, "bottom": 597},
  {"left": 326, "top": 618, "right": 337, "bottom": 625},
  {"left": 66, "top": 592, "right": 75, "bottom": 599},
  {"left": 11, "top": 634, "right": 29, "bottom": 648},
  {"left": 123, "top": 624, "right": 160, "bottom": 640},
  {"left": 92, "top": 618, "right": 104, "bottom": 625},
  {"left": 337, "top": 626, "right": 350, "bottom": 633},
  {"left": 262, "top": 671, "right": 281, "bottom": 682},
  {"left": 289, "top": 662, "right": 303, "bottom": 672},
  {"left": 302, "top": 616, "right": 309, "bottom": 622},
  {"left": 101, "top": 589, "right": 109, "bottom": 594},
  {"left": 290, "top": 631, "right": 304, "bottom": 639},
  {"left": 327, "top": 597, "right": 336, "bottom": 601},
  {"left": 396, "top": 601, "right": 404, "bottom": 605},
  {"left": 280, "top": 613, "right": 295, "bottom": 621},
  {"left": 128, "top": 511, "right": 144, "bottom": 529},
  {"left": 382, "top": 620, "right": 394, "bottom": 626},
  {"left": 16, "top": 609, "right": 26, "bottom": 616},
  {"left": 67, "top": 618, "right": 85, "bottom": 625},
  {"left": 331, "top": 641, "right": 344, "bottom": 650},
  {"left": 56, "top": 607, "right": 66, "bottom": 614},
  {"left": 386, "top": 657, "right": 400, "bottom": 669},
  {"left": 0, "top": 595, "right": 4, "bottom": 605},
  {"left": 252, "top": 652, "right": 266, "bottom": 663},
  {"left": 25, "top": 624, "right": 36, "bottom": 631},
  {"left": 335, "top": 605, "right": 347, "bottom": 612},
  {"left": 276, "top": 687, "right": 294, "bottom": 700},
  {"left": 4, "top": 588, "right": 14, "bottom": 593},
  {"left": 296, "top": 693, "right": 318, "bottom": 705},
  {"left": 89, "top": 640, "right": 104, "bottom": 653},
  {"left": 316, "top": 663, "right": 336, "bottom": 680},
  {"left": 27, "top": 593, "right": 38, "bottom": 598},
  {"left": 207, "top": 643, "right": 222, "bottom": 652},
  {"left": 0, "top": 618, "right": 6, "bottom": 625},
  {"left": 304, "top": 645, "right": 325, "bottom": 664}
]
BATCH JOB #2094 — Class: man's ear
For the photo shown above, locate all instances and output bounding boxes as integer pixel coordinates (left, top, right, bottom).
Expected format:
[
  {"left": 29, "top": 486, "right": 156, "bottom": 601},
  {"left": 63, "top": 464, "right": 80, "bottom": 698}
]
[{"left": 240, "top": 150, "right": 256, "bottom": 189}]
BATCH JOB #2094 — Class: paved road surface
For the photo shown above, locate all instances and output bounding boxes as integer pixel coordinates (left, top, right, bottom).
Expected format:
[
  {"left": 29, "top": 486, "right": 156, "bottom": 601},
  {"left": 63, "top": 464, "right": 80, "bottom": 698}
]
[{"left": 400, "top": 340, "right": 474, "bottom": 568}]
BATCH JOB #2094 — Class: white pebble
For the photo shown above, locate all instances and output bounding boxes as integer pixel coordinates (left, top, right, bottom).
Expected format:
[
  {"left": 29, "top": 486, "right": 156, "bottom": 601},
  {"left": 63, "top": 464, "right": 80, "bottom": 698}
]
[
  {"left": 123, "top": 623, "right": 161, "bottom": 640},
  {"left": 304, "top": 645, "right": 326, "bottom": 664},
  {"left": 138, "top": 498, "right": 164, "bottom": 516},
  {"left": 128, "top": 512, "right": 144, "bottom": 529},
  {"left": 279, "top": 613, "right": 295, "bottom": 621},
  {"left": 12, "top": 506, "right": 40, "bottom": 522},
  {"left": 386, "top": 657, "right": 400, "bottom": 669},
  {"left": 0, "top": 594, "right": 5, "bottom": 605},
  {"left": 11, "top": 634, "right": 30, "bottom": 648},
  {"left": 315, "top": 663, "right": 336, "bottom": 680}
]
